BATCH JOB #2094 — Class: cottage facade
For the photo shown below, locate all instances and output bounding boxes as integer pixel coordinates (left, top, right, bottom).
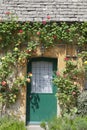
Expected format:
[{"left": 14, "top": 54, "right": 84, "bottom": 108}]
[{"left": 0, "top": 0, "right": 87, "bottom": 125}]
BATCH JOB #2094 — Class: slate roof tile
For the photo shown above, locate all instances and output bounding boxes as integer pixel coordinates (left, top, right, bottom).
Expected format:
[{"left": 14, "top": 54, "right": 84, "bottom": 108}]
[{"left": 0, "top": 0, "right": 87, "bottom": 22}]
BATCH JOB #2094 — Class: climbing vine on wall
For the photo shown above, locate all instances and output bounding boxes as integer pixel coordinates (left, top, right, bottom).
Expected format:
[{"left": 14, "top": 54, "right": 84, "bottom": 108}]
[
  {"left": 0, "top": 12, "right": 87, "bottom": 108},
  {"left": 53, "top": 59, "right": 86, "bottom": 116}
]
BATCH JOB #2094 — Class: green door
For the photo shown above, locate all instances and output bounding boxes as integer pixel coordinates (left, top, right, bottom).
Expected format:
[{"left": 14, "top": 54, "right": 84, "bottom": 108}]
[{"left": 26, "top": 57, "right": 57, "bottom": 124}]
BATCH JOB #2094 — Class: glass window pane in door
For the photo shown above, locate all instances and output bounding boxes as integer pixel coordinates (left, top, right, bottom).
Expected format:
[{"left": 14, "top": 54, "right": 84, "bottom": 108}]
[{"left": 31, "top": 61, "right": 53, "bottom": 93}]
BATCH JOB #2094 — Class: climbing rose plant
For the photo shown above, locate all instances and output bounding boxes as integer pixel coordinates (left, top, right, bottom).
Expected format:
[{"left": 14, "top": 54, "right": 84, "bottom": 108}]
[
  {"left": 53, "top": 59, "right": 86, "bottom": 116},
  {"left": 0, "top": 12, "right": 87, "bottom": 108}
]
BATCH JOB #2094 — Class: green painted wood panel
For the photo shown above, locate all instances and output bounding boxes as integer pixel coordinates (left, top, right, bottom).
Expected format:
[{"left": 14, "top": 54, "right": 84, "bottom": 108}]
[{"left": 26, "top": 57, "right": 57, "bottom": 124}]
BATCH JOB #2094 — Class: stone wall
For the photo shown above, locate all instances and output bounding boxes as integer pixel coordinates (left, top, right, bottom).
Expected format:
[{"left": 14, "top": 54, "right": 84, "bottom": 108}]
[{"left": 0, "top": 44, "right": 77, "bottom": 122}]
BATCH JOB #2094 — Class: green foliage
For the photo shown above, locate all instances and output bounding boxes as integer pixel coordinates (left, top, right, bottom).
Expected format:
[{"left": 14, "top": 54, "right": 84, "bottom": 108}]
[
  {"left": 53, "top": 60, "right": 82, "bottom": 115},
  {"left": 0, "top": 116, "right": 26, "bottom": 130},
  {"left": 0, "top": 13, "right": 87, "bottom": 48},
  {"left": 0, "top": 13, "right": 87, "bottom": 108},
  {"left": 77, "top": 91, "right": 87, "bottom": 116},
  {"left": 40, "top": 122, "right": 47, "bottom": 130},
  {"left": 78, "top": 51, "right": 87, "bottom": 61},
  {"left": 41, "top": 116, "right": 87, "bottom": 130}
]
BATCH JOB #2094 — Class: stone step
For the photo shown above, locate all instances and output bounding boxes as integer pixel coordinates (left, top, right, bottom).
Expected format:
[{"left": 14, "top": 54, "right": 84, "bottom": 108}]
[{"left": 26, "top": 125, "right": 44, "bottom": 130}]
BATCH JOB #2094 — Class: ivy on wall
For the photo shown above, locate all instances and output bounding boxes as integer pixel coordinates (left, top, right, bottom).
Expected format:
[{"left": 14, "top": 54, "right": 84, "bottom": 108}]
[{"left": 0, "top": 12, "right": 87, "bottom": 112}]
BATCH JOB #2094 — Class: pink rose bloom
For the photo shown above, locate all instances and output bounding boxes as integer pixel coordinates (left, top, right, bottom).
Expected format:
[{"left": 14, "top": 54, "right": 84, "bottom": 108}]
[
  {"left": 42, "top": 20, "right": 46, "bottom": 25},
  {"left": 72, "top": 91, "right": 76, "bottom": 95},
  {"left": 64, "top": 57, "right": 69, "bottom": 61},
  {"left": 37, "top": 31, "right": 40, "bottom": 35},
  {"left": 18, "top": 30, "right": 23, "bottom": 33},
  {"left": 5, "top": 12, "right": 11, "bottom": 15},
  {"left": 1, "top": 81, "right": 7, "bottom": 86},
  {"left": 56, "top": 71, "right": 60, "bottom": 76},
  {"left": 47, "top": 15, "right": 51, "bottom": 19}
]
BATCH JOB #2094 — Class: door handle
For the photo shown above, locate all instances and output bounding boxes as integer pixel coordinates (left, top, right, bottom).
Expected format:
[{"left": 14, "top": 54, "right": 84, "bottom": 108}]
[{"left": 29, "top": 95, "right": 32, "bottom": 99}]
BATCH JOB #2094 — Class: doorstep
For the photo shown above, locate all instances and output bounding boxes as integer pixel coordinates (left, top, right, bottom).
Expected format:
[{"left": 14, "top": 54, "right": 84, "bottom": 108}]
[{"left": 26, "top": 125, "right": 44, "bottom": 130}]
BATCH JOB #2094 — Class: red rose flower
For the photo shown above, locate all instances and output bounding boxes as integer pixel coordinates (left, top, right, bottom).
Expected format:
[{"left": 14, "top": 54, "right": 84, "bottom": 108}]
[
  {"left": 53, "top": 35, "right": 57, "bottom": 39},
  {"left": 42, "top": 20, "right": 46, "bottom": 25},
  {"left": 56, "top": 71, "right": 60, "bottom": 76},
  {"left": 18, "top": 30, "right": 23, "bottom": 33},
  {"left": 5, "top": 12, "right": 11, "bottom": 15},
  {"left": 1, "top": 81, "right": 7, "bottom": 86},
  {"left": 64, "top": 57, "right": 69, "bottom": 61},
  {"left": 47, "top": 15, "right": 51, "bottom": 19},
  {"left": 72, "top": 91, "right": 76, "bottom": 95},
  {"left": 37, "top": 31, "right": 40, "bottom": 35}
]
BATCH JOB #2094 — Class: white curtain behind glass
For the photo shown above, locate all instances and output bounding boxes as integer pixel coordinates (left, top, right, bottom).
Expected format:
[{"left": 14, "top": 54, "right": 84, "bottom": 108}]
[{"left": 31, "top": 61, "right": 53, "bottom": 93}]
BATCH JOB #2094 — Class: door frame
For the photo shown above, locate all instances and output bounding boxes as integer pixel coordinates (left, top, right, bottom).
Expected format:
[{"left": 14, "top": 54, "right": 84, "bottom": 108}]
[{"left": 26, "top": 57, "right": 57, "bottom": 125}]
